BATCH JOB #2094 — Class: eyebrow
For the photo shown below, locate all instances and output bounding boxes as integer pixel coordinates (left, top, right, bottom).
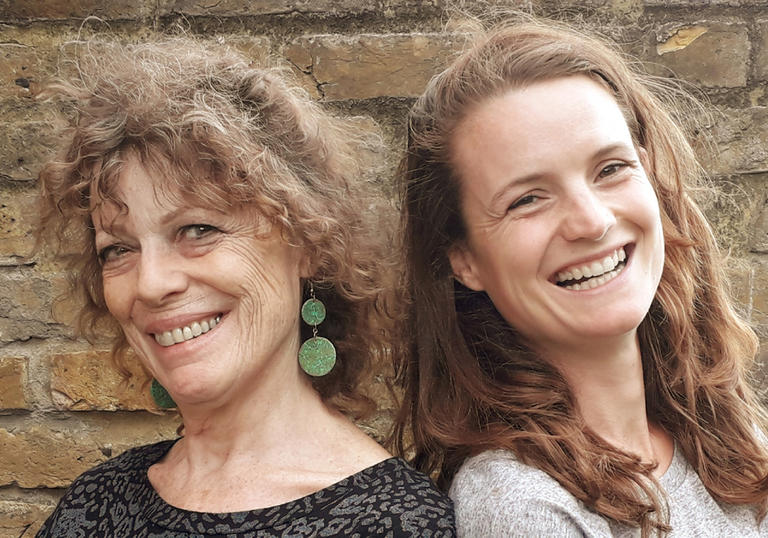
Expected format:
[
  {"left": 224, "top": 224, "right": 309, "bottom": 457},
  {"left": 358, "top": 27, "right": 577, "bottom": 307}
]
[
  {"left": 159, "top": 206, "right": 196, "bottom": 226},
  {"left": 488, "top": 141, "right": 636, "bottom": 207}
]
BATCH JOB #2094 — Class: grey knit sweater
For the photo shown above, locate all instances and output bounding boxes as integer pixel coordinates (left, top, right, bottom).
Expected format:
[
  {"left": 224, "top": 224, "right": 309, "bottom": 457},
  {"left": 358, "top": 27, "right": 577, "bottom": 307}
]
[{"left": 449, "top": 445, "right": 765, "bottom": 537}]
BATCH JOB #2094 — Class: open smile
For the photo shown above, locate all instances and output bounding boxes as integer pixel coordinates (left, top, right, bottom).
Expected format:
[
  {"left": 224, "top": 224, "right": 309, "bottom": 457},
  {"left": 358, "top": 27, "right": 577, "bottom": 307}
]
[
  {"left": 554, "top": 246, "right": 629, "bottom": 290},
  {"left": 152, "top": 314, "right": 223, "bottom": 347}
]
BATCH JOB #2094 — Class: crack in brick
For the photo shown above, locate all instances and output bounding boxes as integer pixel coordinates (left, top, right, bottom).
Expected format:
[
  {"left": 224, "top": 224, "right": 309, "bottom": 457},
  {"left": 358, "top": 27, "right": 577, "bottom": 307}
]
[{"left": 287, "top": 56, "right": 325, "bottom": 99}]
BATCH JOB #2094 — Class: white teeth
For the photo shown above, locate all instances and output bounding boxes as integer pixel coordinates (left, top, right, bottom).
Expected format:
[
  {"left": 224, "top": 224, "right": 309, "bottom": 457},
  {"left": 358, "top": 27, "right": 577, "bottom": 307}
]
[
  {"left": 157, "top": 332, "right": 175, "bottom": 346},
  {"left": 172, "top": 328, "right": 184, "bottom": 343},
  {"left": 557, "top": 247, "right": 627, "bottom": 284},
  {"left": 153, "top": 315, "right": 222, "bottom": 347},
  {"left": 564, "top": 268, "right": 621, "bottom": 290}
]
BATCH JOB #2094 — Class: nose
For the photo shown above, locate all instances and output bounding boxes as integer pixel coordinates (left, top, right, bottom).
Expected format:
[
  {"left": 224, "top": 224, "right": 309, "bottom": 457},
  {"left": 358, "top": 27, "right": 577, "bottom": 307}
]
[
  {"left": 135, "top": 244, "right": 189, "bottom": 305},
  {"left": 559, "top": 186, "right": 616, "bottom": 242}
]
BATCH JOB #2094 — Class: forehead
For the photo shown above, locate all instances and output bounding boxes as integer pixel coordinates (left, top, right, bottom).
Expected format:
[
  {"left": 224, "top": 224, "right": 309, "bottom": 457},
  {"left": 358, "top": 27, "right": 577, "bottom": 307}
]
[
  {"left": 89, "top": 152, "right": 223, "bottom": 215},
  {"left": 459, "top": 75, "right": 628, "bottom": 146},
  {"left": 450, "top": 76, "right": 633, "bottom": 184}
]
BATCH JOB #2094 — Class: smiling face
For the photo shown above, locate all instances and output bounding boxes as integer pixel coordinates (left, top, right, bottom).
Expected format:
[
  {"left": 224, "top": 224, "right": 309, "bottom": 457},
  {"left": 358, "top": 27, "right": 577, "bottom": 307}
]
[
  {"left": 448, "top": 75, "right": 665, "bottom": 358},
  {"left": 92, "top": 156, "right": 307, "bottom": 407}
]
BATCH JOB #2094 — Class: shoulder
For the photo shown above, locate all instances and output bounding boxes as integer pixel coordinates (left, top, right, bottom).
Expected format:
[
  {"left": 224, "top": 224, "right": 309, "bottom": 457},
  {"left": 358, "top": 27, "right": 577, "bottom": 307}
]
[
  {"left": 449, "top": 450, "right": 611, "bottom": 538},
  {"left": 334, "top": 457, "right": 456, "bottom": 536},
  {"left": 36, "top": 440, "right": 175, "bottom": 537},
  {"left": 62, "top": 439, "right": 173, "bottom": 494}
]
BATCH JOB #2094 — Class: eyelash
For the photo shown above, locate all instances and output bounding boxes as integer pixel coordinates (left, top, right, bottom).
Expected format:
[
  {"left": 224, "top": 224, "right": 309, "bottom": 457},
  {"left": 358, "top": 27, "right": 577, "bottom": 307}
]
[
  {"left": 97, "top": 224, "right": 221, "bottom": 264},
  {"left": 180, "top": 224, "right": 220, "bottom": 240},
  {"left": 509, "top": 194, "right": 539, "bottom": 210},
  {"left": 599, "top": 162, "right": 630, "bottom": 178},
  {"left": 97, "top": 244, "right": 130, "bottom": 264},
  {"left": 507, "top": 162, "right": 632, "bottom": 212}
]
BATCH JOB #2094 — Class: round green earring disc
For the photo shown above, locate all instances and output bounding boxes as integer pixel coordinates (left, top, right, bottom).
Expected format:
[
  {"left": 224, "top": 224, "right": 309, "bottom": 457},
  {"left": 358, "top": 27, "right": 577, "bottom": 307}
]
[
  {"left": 299, "top": 336, "right": 336, "bottom": 377},
  {"left": 301, "top": 298, "right": 326, "bottom": 325},
  {"left": 150, "top": 378, "right": 176, "bottom": 409}
]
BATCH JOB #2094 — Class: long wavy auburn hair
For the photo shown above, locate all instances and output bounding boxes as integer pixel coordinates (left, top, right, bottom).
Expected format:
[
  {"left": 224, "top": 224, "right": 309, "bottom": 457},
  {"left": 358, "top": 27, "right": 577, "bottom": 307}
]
[
  {"left": 393, "top": 18, "right": 768, "bottom": 535},
  {"left": 37, "top": 37, "right": 399, "bottom": 417}
]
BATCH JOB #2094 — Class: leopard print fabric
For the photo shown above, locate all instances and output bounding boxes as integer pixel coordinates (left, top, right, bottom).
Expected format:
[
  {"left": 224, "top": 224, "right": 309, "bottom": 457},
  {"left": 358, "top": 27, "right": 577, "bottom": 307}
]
[{"left": 37, "top": 440, "right": 455, "bottom": 537}]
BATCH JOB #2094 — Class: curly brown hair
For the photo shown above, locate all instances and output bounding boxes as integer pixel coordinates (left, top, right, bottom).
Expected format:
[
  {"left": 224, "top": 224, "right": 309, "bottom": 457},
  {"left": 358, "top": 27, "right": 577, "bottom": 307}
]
[
  {"left": 37, "top": 36, "right": 399, "bottom": 417},
  {"left": 393, "top": 17, "right": 768, "bottom": 536}
]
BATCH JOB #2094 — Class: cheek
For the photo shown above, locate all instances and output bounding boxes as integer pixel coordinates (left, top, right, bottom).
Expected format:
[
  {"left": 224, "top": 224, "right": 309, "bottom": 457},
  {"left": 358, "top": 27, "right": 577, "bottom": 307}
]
[
  {"left": 221, "top": 243, "right": 302, "bottom": 322},
  {"left": 102, "top": 275, "right": 131, "bottom": 321}
]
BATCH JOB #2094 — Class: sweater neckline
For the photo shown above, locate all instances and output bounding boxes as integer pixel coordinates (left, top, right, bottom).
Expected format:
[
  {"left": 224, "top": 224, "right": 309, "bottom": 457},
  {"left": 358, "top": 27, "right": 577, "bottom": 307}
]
[
  {"left": 135, "top": 439, "right": 401, "bottom": 534},
  {"left": 658, "top": 442, "right": 687, "bottom": 494}
]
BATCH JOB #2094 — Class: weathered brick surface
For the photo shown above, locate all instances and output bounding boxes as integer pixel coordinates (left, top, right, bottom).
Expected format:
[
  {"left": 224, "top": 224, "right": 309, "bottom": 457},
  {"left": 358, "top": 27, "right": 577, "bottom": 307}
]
[
  {"left": 0, "top": 0, "right": 152, "bottom": 21},
  {"left": 0, "top": 357, "right": 28, "bottom": 410},
  {"left": 650, "top": 22, "right": 750, "bottom": 88},
  {"left": 0, "top": 121, "right": 59, "bottom": 181},
  {"left": 0, "top": 419, "right": 178, "bottom": 488},
  {"left": 0, "top": 185, "right": 37, "bottom": 263},
  {"left": 0, "top": 269, "right": 73, "bottom": 343},
  {"left": 0, "top": 500, "right": 55, "bottom": 537},
  {"left": 699, "top": 175, "right": 767, "bottom": 255},
  {"left": 158, "top": 0, "right": 441, "bottom": 17},
  {"left": 50, "top": 350, "right": 156, "bottom": 411},
  {"left": 698, "top": 107, "right": 768, "bottom": 175},
  {"left": 750, "top": 255, "right": 768, "bottom": 339},
  {"left": 751, "top": 201, "right": 768, "bottom": 254},
  {"left": 646, "top": 0, "right": 768, "bottom": 4},
  {"left": 0, "top": 41, "right": 46, "bottom": 101},
  {"left": 284, "top": 33, "right": 465, "bottom": 100},
  {"left": 755, "top": 20, "right": 768, "bottom": 82}
]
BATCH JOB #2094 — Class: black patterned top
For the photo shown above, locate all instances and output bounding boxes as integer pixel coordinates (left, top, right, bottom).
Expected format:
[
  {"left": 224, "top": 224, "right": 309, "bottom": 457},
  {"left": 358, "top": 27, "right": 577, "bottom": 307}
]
[{"left": 37, "top": 440, "right": 455, "bottom": 537}]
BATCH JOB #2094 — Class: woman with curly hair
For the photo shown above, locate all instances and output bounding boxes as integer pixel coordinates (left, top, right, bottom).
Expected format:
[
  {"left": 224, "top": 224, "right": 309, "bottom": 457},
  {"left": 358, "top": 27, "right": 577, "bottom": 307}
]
[
  {"left": 36, "top": 37, "right": 454, "bottom": 537},
  {"left": 395, "top": 17, "right": 768, "bottom": 536}
]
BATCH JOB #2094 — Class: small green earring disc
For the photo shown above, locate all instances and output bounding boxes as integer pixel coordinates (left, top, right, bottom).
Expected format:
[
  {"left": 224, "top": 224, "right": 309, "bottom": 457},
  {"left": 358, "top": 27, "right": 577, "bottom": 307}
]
[
  {"left": 150, "top": 378, "right": 176, "bottom": 409},
  {"left": 301, "top": 298, "right": 326, "bottom": 325},
  {"left": 299, "top": 336, "right": 336, "bottom": 377}
]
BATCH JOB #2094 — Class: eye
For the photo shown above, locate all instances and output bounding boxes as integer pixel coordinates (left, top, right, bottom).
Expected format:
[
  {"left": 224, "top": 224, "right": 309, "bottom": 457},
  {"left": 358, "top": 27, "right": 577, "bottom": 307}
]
[
  {"left": 598, "top": 162, "right": 629, "bottom": 179},
  {"left": 509, "top": 194, "right": 539, "bottom": 211},
  {"left": 98, "top": 244, "right": 131, "bottom": 264},
  {"left": 180, "top": 224, "right": 220, "bottom": 240}
]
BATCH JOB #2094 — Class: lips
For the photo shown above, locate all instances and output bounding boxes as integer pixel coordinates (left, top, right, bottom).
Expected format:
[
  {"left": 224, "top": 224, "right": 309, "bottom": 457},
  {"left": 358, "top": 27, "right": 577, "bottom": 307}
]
[
  {"left": 555, "top": 246, "right": 628, "bottom": 290},
  {"left": 152, "top": 314, "right": 222, "bottom": 347}
]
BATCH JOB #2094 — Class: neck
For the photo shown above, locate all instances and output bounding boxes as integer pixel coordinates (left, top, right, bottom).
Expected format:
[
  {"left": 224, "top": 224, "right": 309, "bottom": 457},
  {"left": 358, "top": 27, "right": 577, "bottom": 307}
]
[
  {"left": 542, "top": 333, "right": 673, "bottom": 474},
  {"left": 173, "top": 352, "right": 335, "bottom": 467}
]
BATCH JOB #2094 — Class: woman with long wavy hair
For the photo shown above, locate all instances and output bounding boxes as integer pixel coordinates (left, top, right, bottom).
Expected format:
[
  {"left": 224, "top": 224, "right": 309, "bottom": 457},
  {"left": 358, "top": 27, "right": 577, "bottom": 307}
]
[
  {"left": 36, "top": 37, "right": 455, "bottom": 537},
  {"left": 395, "top": 16, "right": 768, "bottom": 536}
]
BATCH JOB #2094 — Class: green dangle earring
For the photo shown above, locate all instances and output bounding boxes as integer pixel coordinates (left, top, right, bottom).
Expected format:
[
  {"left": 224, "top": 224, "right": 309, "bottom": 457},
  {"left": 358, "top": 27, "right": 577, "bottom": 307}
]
[
  {"left": 298, "top": 283, "right": 336, "bottom": 377},
  {"left": 150, "top": 378, "right": 176, "bottom": 409}
]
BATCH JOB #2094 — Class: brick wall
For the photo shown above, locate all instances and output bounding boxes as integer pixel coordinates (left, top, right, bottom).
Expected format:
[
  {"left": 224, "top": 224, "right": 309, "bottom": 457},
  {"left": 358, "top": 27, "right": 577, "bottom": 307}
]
[{"left": 1, "top": 0, "right": 767, "bottom": 535}]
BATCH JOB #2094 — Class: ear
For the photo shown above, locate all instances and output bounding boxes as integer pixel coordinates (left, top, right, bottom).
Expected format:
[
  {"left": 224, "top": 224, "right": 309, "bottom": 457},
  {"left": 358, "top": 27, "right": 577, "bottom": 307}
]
[{"left": 447, "top": 241, "right": 486, "bottom": 292}]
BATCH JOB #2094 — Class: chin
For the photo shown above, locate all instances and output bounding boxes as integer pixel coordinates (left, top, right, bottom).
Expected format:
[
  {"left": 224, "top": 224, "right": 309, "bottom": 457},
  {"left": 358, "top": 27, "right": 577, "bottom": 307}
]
[{"left": 162, "top": 370, "right": 227, "bottom": 406}]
